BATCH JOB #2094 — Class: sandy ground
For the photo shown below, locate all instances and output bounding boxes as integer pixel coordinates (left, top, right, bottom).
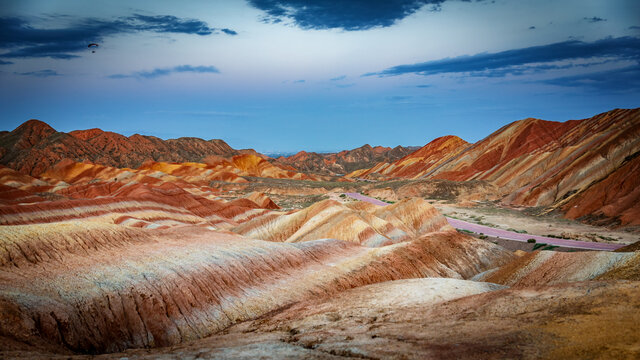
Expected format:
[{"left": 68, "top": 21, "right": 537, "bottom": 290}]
[{"left": 435, "top": 201, "right": 639, "bottom": 245}]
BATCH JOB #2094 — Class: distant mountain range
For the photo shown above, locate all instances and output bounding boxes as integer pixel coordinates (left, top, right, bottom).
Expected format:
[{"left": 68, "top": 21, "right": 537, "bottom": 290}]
[
  {"left": 0, "top": 120, "right": 242, "bottom": 176},
  {"left": 273, "top": 144, "right": 421, "bottom": 175},
  {"left": 0, "top": 120, "right": 418, "bottom": 178}
]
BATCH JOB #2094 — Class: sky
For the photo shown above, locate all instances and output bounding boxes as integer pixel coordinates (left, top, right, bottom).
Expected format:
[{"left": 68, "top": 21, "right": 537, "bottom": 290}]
[{"left": 0, "top": 0, "right": 639, "bottom": 153}]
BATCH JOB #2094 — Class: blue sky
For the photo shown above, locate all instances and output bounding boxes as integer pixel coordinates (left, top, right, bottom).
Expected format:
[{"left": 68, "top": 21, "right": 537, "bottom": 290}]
[{"left": 1, "top": 0, "right": 639, "bottom": 152}]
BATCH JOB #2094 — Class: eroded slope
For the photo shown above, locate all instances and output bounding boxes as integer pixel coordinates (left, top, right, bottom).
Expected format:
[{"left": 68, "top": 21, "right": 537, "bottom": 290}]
[{"left": 0, "top": 217, "right": 512, "bottom": 354}]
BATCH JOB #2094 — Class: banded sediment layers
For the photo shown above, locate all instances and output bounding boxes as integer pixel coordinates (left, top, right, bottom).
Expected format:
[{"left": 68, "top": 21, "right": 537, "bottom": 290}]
[
  {"left": 349, "top": 135, "right": 469, "bottom": 180},
  {"left": 473, "top": 250, "right": 640, "bottom": 286},
  {"left": 350, "top": 108, "right": 640, "bottom": 227},
  {"left": 0, "top": 160, "right": 278, "bottom": 228},
  {"left": 0, "top": 120, "right": 259, "bottom": 177},
  {"left": 0, "top": 161, "right": 519, "bottom": 356},
  {"left": 1, "top": 109, "right": 639, "bottom": 359},
  {"left": 134, "top": 279, "right": 637, "bottom": 360},
  {"left": 233, "top": 197, "right": 452, "bottom": 246},
  {"left": 0, "top": 208, "right": 512, "bottom": 354}
]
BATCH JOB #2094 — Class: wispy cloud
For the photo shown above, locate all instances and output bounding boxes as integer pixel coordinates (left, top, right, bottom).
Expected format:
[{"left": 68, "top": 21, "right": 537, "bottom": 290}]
[
  {"left": 0, "top": 59, "right": 13, "bottom": 65},
  {"left": 330, "top": 75, "right": 347, "bottom": 81},
  {"left": 247, "top": 0, "right": 484, "bottom": 31},
  {"left": 388, "top": 95, "right": 412, "bottom": 101},
  {"left": 0, "top": 14, "right": 237, "bottom": 59},
  {"left": 542, "top": 65, "right": 640, "bottom": 92},
  {"left": 109, "top": 65, "right": 220, "bottom": 79},
  {"left": 220, "top": 28, "right": 238, "bottom": 35},
  {"left": 583, "top": 16, "right": 606, "bottom": 23},
  {"left": 366, "top": 36, "right": 640, "bottom": 77},
  {"left": 14, "top": 69, "right": 60, "bottom": 77},
  {"left": 462, "top": 59, "right": 621, "bottom": 78},
  {"left": 293, "top": 79, "right": 305, "bottom": 83}
]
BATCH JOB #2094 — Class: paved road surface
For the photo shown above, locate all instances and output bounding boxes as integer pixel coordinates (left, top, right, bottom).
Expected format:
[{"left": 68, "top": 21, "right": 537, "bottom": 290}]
[
  {"left": 445, "top": 218, "right": 623, "bottom": 251},
  {"left": 344, "top": 192, "right": 389, "bottom": 206},
  {"left": 343, "top": 192, "right": 624, "bottom": 251}
]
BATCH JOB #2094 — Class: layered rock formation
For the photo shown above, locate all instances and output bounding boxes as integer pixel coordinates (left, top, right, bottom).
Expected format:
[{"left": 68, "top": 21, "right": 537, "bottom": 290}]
[
  {"left": 227, "top": 154, "right": 316, "bottom": 180},
  {"left": 130, "top": 279, "right": 635, "bottom": 360},
  {"left": 349, "top": 135, "right": 469, "bottom": 180},
  {"left": 560, "top": 151, "right": 640, "bottom": 227},
  {"left": 139, "top": 155, "right": 316, "bottom": 183},
  {"left": 233, "top": 198, "right": 452, "bottom": 246},
  {"left": 1, "top": 110, "right": 639, "bottom": 359},
  {"left": 0, "top": 160, "right": 281, "bottom": 228},
  {"left": 473, "top": 250, "right": 640, "bottom": 285},
  {"left": 0, "top": 158, "right": 521, "bottom": 356},
  {"left": 350, "top": 108, "right": 640, "bottom": 227},
  {"left": 0, "top": 195, "right": 513, "bottom": 355},
  {"left": 0, "top": 120, "right": 241, "bottom": 176},
  {"left": 275, "top": 144, "right": 419, "bottom": 175},
  {"left": 10, "top": 278, "right": 638, "bottom": 359},
  {"left": 243, "top": 192, "right": 280, "bottom": 209},
  {"left": 1, "top": 172, "right": 638, "bottom": 359}
]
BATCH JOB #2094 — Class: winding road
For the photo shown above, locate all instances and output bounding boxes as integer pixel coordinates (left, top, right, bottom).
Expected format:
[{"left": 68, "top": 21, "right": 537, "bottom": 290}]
[{"left": 343, "top": 192, "right": 624, "bottom": 251}]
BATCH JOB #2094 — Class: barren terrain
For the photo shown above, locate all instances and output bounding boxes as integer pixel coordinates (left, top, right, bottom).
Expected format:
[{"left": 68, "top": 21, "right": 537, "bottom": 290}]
[{"left": 1, "top": 110, "right": 639, "bottom": 358}]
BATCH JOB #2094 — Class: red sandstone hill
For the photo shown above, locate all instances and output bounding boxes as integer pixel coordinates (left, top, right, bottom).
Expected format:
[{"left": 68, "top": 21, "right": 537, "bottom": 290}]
[
  {"left": 350, "top": 108, "right": 640, "bottom": 227},
  {"left": 349, "top": 135, "right": 470, "bottom": 180},
  {"left": 274, "top": 144, "right": 419, "bottom": 175},
  {"left": 0, "top": 120, "right": 242, "bottom": 176}
]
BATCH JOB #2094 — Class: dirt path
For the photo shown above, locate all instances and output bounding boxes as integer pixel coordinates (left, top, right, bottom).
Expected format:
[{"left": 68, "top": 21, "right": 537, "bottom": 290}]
[{"left": 344, "top": 193, "right": 625, "bottom": 251}]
